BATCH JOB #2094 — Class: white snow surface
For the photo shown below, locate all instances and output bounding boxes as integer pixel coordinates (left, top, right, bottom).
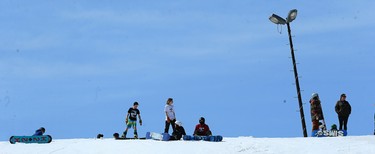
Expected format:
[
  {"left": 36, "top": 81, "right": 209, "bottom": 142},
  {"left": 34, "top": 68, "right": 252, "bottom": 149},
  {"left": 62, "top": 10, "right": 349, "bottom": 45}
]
[{"left": 1, "top": 136, "right": 375, "bottom": 154}]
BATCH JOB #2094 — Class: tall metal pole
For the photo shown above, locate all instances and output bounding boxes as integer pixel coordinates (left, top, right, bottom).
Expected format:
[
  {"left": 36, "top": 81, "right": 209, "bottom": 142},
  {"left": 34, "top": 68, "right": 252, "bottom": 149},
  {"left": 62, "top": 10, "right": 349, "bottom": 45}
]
[{"left": 286, "top": 22, "right": 308, "bottom": 137}]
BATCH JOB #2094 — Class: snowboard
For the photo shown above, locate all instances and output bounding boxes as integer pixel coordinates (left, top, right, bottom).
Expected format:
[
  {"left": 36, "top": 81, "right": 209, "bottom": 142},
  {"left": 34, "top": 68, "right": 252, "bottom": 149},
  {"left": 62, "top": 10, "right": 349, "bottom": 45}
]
[
  {"left": 9, "top": 135, "right": 52, "bottom": 144},
  {"left": 311, "top": 121, "right": 347, "bottom": 137},
  {"left": 312, "top": 129, "right": 347, "bottom": 137},
  {"left": 145, "top": 132, "right": 170, "bottom": 141},
  {"left": 113, "top": 133, "right": 146, "bottom": 140},
  {"left": 115, "top": 137, "right": 146, "bottom": 140},
  {"left": 183, "top": 135, "right": 223, "bottom": 142}
]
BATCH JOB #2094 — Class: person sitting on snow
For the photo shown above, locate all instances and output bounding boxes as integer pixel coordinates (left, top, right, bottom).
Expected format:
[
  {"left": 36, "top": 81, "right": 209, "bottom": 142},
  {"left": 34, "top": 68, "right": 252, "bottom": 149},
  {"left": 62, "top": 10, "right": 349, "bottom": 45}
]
[
  {"left": 194, "top": 117, "right": 212, "bottom": 136},
  {"left": 169, "top": 120, "right": 186, "bottom": 140},
  {"left": 331, "top": 124, "right": 338, "bottom": 131},
  {"left": 33, "top": 127, "right": 45, "bottom": 136}
]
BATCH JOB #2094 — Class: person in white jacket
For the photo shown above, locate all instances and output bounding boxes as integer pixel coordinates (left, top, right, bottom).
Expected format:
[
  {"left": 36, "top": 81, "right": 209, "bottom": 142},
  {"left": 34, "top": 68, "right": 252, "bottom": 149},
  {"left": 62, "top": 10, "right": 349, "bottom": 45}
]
[{"left": 164, "top": 98, "right": 176, "bottom": 133}]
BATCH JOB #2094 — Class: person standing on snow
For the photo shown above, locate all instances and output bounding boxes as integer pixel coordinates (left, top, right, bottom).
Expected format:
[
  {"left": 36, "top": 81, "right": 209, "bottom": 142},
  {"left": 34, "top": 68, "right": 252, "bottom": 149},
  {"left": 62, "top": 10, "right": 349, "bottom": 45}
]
[
  {"left": 310, "top": 93, "right": 324, "bottom": 131},
  {"left": 335, "top": 93, "right": 351, "bottom": 130},
  {"left": 194, "top": 117, "right": 212, "bottom": 136},
  {"left": 164, "top": 98, "right": 176, "bottom": 134},
  {"left": 122, "top": 102, "right": 142, "bottom": 138}
]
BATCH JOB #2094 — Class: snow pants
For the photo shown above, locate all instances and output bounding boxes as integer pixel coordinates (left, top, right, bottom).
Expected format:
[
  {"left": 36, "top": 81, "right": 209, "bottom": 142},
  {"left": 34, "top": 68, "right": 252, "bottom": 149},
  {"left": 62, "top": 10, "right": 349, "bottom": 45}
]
[{"left": 338, "top": 115, "right": 349, "bottom": 130}]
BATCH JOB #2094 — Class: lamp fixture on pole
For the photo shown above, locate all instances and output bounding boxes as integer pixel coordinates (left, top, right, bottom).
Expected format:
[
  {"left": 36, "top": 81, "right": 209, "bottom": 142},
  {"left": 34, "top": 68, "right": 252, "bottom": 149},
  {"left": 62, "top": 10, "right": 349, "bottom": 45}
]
[{"left": 269, "top": 9, "right": 308, "bottom": 137}]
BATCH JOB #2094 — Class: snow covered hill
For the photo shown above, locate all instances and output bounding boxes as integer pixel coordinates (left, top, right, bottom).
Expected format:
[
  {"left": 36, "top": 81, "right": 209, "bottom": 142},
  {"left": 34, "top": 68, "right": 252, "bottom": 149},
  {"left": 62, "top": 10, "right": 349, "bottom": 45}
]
[{"left": 1, "top": 136, "right": 375, "bottom": 154}]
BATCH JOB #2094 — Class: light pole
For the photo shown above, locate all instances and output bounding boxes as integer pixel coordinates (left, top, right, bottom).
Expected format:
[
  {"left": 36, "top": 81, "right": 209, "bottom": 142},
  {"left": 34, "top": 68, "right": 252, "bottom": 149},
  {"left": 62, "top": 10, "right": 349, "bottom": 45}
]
[{"left": 269, "top": 9, "right": 308, "bottom": 137}]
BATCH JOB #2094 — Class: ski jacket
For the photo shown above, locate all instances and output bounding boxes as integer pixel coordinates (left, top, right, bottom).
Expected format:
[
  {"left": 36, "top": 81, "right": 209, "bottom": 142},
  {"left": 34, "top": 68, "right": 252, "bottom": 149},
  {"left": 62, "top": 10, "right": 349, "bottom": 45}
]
[
  {"left": 172, "top": 126, "right": 186, "bottom": 140},
  {"left": 335, "top": 100, "right": 351, "bottom": 117},
  {"left": 194, "top": 124, "right": 210, "bottom": 136},
  {"left": 310, "top": 98, "right": 324, "bottom": 121},
  {"left": 164, "top": 104, "right": 175, "bottom": 120}
]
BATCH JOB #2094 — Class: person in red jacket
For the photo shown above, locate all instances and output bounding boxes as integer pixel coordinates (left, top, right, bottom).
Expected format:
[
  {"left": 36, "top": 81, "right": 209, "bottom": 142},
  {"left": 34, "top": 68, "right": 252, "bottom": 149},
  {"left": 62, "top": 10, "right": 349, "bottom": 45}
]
[{"left": 194, "top": 117, "right": 212, "bottom": 136}]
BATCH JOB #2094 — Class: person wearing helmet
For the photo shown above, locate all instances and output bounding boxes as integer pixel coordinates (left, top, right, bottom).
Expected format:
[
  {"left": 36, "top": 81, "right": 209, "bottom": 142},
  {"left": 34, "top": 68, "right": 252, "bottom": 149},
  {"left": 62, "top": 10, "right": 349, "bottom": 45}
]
[
  {"left": 335, "top": 93, "right": 351, "bottom": 130},
  {"left": 164, "top": 98, "right": 176, "bottom": 134},
  {"left": 169, "top": 120, "right": 186, "bottom": 140},
  {"left": 310, "top": 93, "right": 324, "bottom": 131},
  {"left": 33, "top": 127, "right": 45, "bottom": 136},
  {"left": 194, "top": 117, "right": 212, "bottom": 136},
  {"left": 122, "top": 102, "right": 142, "bottom": 138}
]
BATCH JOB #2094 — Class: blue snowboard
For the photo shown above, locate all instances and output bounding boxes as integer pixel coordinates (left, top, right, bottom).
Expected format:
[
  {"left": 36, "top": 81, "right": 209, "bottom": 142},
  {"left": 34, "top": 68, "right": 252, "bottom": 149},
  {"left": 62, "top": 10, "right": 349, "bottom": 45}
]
[
  {"left": 183, "top": 135, "right": 223, "bottom": 142},
  {"left": 9, "top": 135, "right": 52, "bottom": 144},
  {"left": 311, "top": 130, "right": 347, "bottom": 137},
  {"left": 146, "top": 132, "right": 170, "bottom": 141}
]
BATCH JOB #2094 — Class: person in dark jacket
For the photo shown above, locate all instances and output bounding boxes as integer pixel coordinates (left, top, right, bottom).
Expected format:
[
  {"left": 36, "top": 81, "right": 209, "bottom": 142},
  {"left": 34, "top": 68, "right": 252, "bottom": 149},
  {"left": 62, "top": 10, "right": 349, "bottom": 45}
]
[
  {"left": 194, "top": 117, "right": 212, "bottom": 136},
  {"left": 33, "top": 127, "right": 45, "bottom": 136},
  {"left": 335, "top": 93, "right": 351, "bottom": 130},
  {"left": 169, "top": 121, "right": 186, "bottom": 140},
  {"left": 310, "top": 93, "right": 324, "bottom": 131}
]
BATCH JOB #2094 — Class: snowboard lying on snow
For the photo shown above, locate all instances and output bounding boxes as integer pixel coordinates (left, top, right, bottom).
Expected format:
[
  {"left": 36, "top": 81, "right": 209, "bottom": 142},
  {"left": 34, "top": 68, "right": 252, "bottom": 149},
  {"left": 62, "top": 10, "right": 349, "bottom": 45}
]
[
  {"left": 312, "top": 129, "right": 347, "bottom": 137},
  {"left": 183, "top": 135, "right": 223, "bottom": 142},
  {"left": 312, "top": 121, "right": 348, "bottom": 137},
  {"left": 9, "top": 135, "right": 52, "bottom": 144},
  {"left": 146, "top": 132, "right": 170, "bottom": 141},
  {"left": 112, "top": 133, "right": 146, "bottom": 140},
  {"left": 145, "top": 132, "right": 224, "bottom": 142}
]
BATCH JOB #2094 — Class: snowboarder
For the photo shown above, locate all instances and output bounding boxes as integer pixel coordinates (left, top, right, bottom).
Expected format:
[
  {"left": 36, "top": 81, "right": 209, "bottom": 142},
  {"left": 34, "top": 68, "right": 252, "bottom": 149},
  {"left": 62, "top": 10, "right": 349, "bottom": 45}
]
[
  {"left": 33, "top": 127, "right": 45, "bottom": 136},
  {"left": 335, "top": 93, "right": 351, "bottom": 131},
  {"left": 310, "top": 93, "right": 324, "bottom": 131},
  {"left": 122, "top": 102, "right": 142, "bottom": 138},
  {"left": 169, "top": 121, "right": 186, "bottom": 140},
  {"left": 164, "top": 98, "right": 176, "bottom": 134},
  {"left": 194, "top": 117, "right": 212, "bottom": 136}
]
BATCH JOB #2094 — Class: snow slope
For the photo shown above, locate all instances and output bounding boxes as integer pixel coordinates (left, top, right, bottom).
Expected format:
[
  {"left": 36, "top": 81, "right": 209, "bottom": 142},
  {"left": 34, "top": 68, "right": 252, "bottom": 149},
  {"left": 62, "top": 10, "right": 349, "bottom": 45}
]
[{"left": 1, "top": 136, "right": 375, "bottom": 154}]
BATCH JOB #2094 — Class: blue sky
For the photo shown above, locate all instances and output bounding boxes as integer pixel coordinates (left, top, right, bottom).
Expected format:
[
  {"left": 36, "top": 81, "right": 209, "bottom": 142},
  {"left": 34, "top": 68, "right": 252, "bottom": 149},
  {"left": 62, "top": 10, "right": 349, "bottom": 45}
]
[{"left": 1, "top": 1, "right": 375, "bottom": 140}]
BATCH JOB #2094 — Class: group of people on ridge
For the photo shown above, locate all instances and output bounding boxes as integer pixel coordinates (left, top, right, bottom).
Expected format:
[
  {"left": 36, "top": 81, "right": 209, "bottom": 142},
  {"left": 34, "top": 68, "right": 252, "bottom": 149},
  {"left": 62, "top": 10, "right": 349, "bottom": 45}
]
[
  {"left": 310, "top": 93, "right": 352, "bottom": 132},
  {"left": 32, "top": 94, "right": 352, "bottom": 139},
  {"left": 122, "top": 98, "right": 212, "bottom": 140}
]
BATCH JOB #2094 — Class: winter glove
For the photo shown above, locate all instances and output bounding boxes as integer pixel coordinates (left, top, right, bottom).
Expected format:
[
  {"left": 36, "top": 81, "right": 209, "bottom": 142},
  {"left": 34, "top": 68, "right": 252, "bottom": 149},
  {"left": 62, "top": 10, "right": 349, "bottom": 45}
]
[{"left": 139, "top": 119, "right": 143, "bottom": 126}]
